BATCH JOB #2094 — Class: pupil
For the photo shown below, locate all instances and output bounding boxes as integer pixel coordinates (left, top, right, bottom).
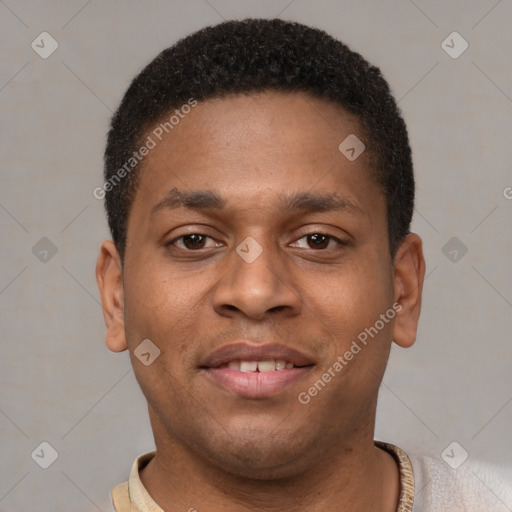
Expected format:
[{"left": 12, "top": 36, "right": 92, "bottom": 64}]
[
  {"left": 184, "top": 234, "right": 204, "bottom": 249},
  {"left": 182, "top": 234, "right": 330, "bottom": 250},
  {"left": 309, "top": 234, "right": 328, "bottom": 249}
]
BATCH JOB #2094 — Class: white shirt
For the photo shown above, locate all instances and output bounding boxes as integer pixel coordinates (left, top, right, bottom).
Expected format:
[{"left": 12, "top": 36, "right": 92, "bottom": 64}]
[
  {"left": 407, "top": 451, "right": 512, "bottom": 511},
  {"left": 111, "top": 442, "right": 512, "bottom": 511}
]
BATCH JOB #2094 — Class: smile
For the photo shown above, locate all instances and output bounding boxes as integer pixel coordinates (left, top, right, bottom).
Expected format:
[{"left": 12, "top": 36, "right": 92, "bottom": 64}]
[
  {"left": 200, "top": 342, "right": 315, "bottom": 398},
  {"left": 203, "top": 366, "right": 313, "bottom": 398},
  {"left": 223, "top": 359, "right": 295, "bottom": 372}
]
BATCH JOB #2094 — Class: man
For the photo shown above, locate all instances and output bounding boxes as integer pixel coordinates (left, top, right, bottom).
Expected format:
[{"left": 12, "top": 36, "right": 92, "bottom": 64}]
[{"left": 96, "top": 18, "right": 509, "bottom": 512}]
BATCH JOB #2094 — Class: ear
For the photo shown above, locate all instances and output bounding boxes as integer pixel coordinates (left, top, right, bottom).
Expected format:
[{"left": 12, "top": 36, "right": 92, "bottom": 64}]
[
  {"left": 95, "top": 240, "right": 127, "bottom": 352},
  {"left": 391, "top": 233, "right": 426, "bottom": 349}
]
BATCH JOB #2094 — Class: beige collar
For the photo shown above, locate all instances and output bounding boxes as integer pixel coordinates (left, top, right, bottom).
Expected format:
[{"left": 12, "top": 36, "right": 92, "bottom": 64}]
[{"left": 112, "top": 441, "right": 415, "bottom": 511}]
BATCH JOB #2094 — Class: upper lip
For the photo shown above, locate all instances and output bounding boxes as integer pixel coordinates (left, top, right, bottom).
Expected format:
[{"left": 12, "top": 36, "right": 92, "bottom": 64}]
[{"left": 200, "top": 342, "right": 315, "bottom": 368}]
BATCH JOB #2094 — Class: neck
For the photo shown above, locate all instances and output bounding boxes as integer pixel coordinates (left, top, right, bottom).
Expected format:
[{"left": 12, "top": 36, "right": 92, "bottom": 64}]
[{"left": 139, "top": 425, "right": 400, "bottom": 512}]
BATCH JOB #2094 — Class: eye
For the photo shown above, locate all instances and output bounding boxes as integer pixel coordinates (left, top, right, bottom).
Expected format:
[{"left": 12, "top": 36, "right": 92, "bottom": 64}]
[
  {"left": 291, "top": 233, "right": 347, "bottom": 250},
  {"left": 168, "top": 234, "right": 220, "bottom": 251},
  {"left": 167, "top": 232, "right": 347, "bottom": 252}
]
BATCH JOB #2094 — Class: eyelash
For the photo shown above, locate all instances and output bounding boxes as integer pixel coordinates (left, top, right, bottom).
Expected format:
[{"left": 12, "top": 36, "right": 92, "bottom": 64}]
[{"left": 167, "top": 232, "right": 348, "bottom": 252}]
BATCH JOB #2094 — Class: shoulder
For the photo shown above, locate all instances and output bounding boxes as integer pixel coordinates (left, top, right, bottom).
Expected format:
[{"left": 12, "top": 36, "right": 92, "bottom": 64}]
[
  {"left": 407, "top": 451, "right": 512, "bottom": 512},
  {"left": 111, "top": 481, "right": 132, "bottom": 512},
  {"left": 111, "top": 451, "right": 157, "bottom": 512}
]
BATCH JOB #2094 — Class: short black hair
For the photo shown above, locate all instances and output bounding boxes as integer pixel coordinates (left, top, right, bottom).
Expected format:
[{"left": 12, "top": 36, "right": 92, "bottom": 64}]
[{"left": 103, "top": 18, "right": 414, "bottom": 262}]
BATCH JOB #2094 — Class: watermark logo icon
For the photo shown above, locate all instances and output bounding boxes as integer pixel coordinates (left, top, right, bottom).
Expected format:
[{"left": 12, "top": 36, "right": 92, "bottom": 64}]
[
  {"left": 31, "top": 32, "right": 59, "bottom": 59},
  {"left": 32, "top": 237, "right": 58, "bottom": 263},
  {"left": 338, "top": 134, "right": 365, "bottom": 161},
  {"left": 134, "top": 339, "right": 161, "bottom": 366},
  {"left": 236, "top": 237, "right": 263, "bottom": 263},
  {"left": 442, "top": 236, "right": 468, "bottom": 263},
  {"left": 441, "top": 441, "right": 469, "bottom": 469},
  {"left": 31, "top": 441, "right": 59, "bottom": 469},
  {"left": 441, "top": 32, "right": 468, "bottom": 59}
]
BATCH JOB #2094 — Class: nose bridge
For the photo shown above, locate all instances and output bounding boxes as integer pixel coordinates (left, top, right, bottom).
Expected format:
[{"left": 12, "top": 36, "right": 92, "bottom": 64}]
[
  {"left": 212, "top": 234, "right": 301, "bottom": 319},
  {"left": 235, "top": 235, "right": 279, "bottom": 289}
]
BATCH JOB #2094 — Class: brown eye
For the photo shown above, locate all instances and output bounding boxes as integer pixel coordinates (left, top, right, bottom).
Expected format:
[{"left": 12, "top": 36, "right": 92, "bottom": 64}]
[
  {"left": 182, "top": 234, "right": 206, "bottom": 249},
  {"left": 306, "top": 233, "right": 330, "bottom": 249},
  {"left": 169, "top": 234, "right": 217, "bottom": 250},
  {"left": 291, "top": 233, "right": 346, "bottom": 250}
]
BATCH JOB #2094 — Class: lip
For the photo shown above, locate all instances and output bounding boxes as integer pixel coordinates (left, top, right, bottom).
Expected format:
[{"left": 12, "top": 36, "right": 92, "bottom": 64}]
[
  {"left": 199, "top": 342, "right": 315, "bottom": 399},
  {"left": 204, "top": 366, "right": 313, "bottom": 398},
  {"left": 200, "top": 342, "right": 314, "bottom": 368}
]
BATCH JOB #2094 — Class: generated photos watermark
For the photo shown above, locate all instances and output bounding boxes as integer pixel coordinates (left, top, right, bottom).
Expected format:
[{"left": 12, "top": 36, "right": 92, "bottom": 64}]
[
  {"left": 93, "top": 98, "right": 198, "bottom": 200},
  {"left": 298, "top": 301, "right": 402, "bottom": 404}
]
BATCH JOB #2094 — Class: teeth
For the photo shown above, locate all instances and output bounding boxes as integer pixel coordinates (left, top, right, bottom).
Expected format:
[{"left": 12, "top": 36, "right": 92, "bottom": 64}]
[
  {"left": 227, "top": 359, "right": 295, "bottom": 372},
  {"left": 228, "top": 360, "right": 241, "bottom": 371},
  {"left": 240, "top": 361, "right": 258, "bottom": 372},
  {"left": 257, "top": 360, "right": 276, "bottom": 372},
  {"left": 275, "top": 359, "right": 287, "bottom": 370}
]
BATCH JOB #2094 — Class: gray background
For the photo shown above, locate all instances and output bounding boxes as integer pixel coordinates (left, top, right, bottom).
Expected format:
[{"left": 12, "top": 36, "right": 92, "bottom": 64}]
[{"left": 1, "top": 0, "right": 511, "bottom": 510}]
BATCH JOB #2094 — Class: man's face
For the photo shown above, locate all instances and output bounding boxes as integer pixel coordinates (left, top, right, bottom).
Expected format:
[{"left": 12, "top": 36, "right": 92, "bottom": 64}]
[{"left": 117, "top": 91, "right": 398, "bottom": 477}]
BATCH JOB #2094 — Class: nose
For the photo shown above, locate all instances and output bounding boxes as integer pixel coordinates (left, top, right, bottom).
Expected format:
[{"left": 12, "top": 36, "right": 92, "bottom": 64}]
[{"left": 212, "top": 237, "right": 302, "bottom": 321}]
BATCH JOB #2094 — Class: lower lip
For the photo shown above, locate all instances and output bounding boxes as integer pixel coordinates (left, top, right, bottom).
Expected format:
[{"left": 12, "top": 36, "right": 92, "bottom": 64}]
[{"left": 203, "top": 367, "right": 313, "bottom": 398}]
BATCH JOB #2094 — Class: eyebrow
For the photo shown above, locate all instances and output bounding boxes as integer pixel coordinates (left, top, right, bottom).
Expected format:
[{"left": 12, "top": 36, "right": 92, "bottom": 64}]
[{"left": 151, "top": 187, "right": 364, "bottom": 217}]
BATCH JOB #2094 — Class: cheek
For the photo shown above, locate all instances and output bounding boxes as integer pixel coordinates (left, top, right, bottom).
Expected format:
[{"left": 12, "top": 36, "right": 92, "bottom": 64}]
[
  {"left": 311, "top": 257, "right": 394, "bottom": 383},
  {"left": 321, "top": 260, "right": 391, "bottom": 327},
  {"left": 122, "top": 262, "right": 199, "bottom": 353},
  {"left": 125, "top": 260, "right": 223, "bottom": 387},
  {"left": 122, "top": 270, "right": 201, "bottom": 407}
]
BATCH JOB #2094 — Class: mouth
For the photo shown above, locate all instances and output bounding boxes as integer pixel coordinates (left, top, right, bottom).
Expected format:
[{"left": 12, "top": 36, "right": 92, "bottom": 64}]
[
  {"left": 221, "top": 359, "right": 298, "bottom": 372},
  {"left": 199, "top": 342, "right": 315, "bottom": 398}
]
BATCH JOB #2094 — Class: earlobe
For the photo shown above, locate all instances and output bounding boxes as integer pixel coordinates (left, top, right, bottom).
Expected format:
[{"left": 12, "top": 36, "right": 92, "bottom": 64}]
[
  {"left": 391, "top": 233, "right": 426, "bottom": 349},
  {"left": 95, "top": 240, "right": 128, "bottom": 353}
]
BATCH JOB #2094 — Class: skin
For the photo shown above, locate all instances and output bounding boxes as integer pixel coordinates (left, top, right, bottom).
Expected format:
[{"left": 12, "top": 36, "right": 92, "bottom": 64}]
[{"left": 96, "top": 90, "right": 425, "bottom": 511}]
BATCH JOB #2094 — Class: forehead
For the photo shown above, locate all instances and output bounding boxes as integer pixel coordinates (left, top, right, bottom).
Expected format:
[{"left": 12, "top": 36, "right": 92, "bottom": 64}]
[
  {"left": 131, "top": 90, "right": 382, "bottom": 221},
  {"left": 147, "top": 91, "right": 363, "bottom": 164}
]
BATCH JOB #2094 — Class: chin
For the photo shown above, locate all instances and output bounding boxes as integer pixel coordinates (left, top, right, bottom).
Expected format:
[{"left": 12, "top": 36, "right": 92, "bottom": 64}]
[
  {"left": 197, "top": 427, "right": 312, "bottom": 480},
  {"left": 211, "top": 449, "right": 307, "bottom": 481}
]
